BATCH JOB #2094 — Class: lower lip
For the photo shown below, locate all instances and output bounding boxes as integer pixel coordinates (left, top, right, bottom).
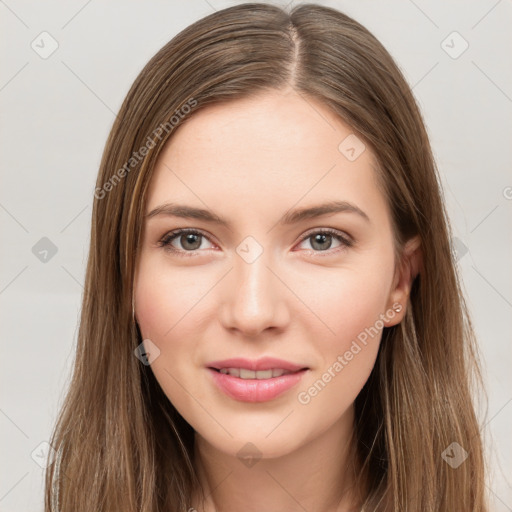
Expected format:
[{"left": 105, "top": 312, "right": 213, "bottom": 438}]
[{"left": 207, "top": 368, "right": 308, "bottom": 403}]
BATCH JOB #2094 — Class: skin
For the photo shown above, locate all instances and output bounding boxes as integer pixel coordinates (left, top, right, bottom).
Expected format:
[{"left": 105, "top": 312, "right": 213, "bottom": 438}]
[{"left": 133, "top": 86, "right": 421, "bottom": 512}]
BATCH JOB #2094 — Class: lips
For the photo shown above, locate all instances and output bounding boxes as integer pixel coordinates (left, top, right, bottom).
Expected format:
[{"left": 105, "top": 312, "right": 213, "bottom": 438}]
[
  {"left": 207, "top": 368, "right": 308, "bottom": 402},
  {"left": 206, "top": 356, "right": 309, "bottom": 402}
]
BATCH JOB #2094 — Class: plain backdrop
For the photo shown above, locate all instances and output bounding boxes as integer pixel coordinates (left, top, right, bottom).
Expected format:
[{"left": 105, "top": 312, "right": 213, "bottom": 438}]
[{"left": 1, "top": 1, "right": 511, "bottom": 510}]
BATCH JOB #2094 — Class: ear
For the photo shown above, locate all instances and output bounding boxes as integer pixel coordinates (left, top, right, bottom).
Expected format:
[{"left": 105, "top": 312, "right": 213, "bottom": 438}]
[{"left": 383, "top": 235, "right": 422, "bottom": 327}]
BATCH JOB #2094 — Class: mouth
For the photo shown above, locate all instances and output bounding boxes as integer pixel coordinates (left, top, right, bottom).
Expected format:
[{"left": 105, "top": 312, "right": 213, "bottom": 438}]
[
  {"left": 207, "top": 356, "right": 308, "bottom": 374},
  {"left": 208, "top": 367, "right": 307, "bottom": 379}
]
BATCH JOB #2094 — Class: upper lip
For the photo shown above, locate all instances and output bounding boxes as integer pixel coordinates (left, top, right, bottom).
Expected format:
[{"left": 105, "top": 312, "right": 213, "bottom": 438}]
[{"left": 207, "top": 357, "right": 308, "bottom": 372}]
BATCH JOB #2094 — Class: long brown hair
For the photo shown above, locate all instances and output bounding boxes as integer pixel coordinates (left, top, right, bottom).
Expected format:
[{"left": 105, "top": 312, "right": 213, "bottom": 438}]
[{"left": 44, "top": 3, "right": 489, "bottom": 510}]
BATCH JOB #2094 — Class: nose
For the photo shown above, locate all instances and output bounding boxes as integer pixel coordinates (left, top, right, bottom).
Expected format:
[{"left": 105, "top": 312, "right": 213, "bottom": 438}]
[{"left": 219, "top": 251, "right": 290, "bottom": 338}]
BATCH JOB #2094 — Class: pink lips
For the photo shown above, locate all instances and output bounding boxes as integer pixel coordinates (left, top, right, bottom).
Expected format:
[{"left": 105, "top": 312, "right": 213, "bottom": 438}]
[{"left": 207, "top": 357, "right": 309, "bottom": 403}]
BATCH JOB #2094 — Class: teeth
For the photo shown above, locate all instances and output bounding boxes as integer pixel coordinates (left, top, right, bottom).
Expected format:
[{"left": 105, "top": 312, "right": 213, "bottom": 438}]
[
  {"left": 218, "top": 368, "right": 293, "bottom": 379},
  {"left": 240, "top": 368, "right": 257, "bottom": 379},
  {"left": 221, "top": 367, "right": 240, "bottom": 377}
]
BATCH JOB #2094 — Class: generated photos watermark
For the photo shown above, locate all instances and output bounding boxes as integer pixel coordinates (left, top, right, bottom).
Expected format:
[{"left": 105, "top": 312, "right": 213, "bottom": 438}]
[
  {"left": 94, "top": 97, "right": 197, "bottom": 200},
  {"left": 297, "top": 302, "right": 402, "bottom": 405}
]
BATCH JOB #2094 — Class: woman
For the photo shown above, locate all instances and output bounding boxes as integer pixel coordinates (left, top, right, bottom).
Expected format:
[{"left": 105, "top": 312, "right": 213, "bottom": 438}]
[{"left": 45, "top": 3, "right": 489, "bottom": 511}]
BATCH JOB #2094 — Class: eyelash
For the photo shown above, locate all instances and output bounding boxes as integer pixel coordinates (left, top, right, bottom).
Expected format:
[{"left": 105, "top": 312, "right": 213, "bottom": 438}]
[{"left": 157, "top": 228, "right": 354, "bottom": 258}]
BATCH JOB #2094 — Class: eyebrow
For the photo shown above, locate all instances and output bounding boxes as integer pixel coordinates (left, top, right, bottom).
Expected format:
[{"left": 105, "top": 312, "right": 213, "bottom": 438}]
[{"left": 146, "top": 200, "right": 370, "bottom": 228}]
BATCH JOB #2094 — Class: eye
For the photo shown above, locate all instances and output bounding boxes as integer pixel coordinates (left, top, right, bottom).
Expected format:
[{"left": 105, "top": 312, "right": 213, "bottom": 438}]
[
  {"left": 295, "top": 228, "right": 353, "bottom": 256},
  {"left": 157, "top": 229, "right": 216, "bottom": 257}
]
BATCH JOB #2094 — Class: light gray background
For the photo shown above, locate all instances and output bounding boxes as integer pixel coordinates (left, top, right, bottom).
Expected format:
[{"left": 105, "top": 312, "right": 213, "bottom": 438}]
[{"left": 1, "top": 1, "right": 511, "bottom": 510}]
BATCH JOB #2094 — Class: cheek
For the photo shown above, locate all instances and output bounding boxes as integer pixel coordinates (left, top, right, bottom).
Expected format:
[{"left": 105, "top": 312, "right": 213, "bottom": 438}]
[
  {"left": 134, "top": 257, "right": 209, "bottom": 342},
  {"left": 295, "top": 262, "right": 391, "bottom": 345},
  {"left": 293, "top": 263, "right": 391, "bottom": 407},
  {"left": 133, "top": 260, "right": 202, "bottom": 414},
  {"left": 133, "top": 257, "right": 215, "bottom": 397}
]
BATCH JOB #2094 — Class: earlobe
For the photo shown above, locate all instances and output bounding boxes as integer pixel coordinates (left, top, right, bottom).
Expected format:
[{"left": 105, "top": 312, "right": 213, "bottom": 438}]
[{"left": 384, "top": 235, "right": 422, "bottom": 327}]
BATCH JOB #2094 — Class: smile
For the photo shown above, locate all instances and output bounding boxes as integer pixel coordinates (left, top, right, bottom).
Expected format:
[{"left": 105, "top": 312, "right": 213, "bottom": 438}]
[{"left": 217, "top": 368, "right": 295, "bottom": 379}]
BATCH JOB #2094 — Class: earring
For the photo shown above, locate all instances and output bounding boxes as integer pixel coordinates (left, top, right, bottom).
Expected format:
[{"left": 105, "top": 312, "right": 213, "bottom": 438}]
[{"left": 393, "top": 302, "right": 403, "bottom": 313}]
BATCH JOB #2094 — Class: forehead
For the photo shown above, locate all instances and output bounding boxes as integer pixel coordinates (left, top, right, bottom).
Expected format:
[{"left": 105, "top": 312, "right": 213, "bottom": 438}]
[{"left": 146, "top": 89, "right": 387, "bottom": 228}]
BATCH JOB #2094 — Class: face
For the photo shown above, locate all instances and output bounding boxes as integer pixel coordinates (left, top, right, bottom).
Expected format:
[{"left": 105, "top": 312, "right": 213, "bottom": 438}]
[{"left": 134, "top": 87, "right": 413, "bottom": 460}]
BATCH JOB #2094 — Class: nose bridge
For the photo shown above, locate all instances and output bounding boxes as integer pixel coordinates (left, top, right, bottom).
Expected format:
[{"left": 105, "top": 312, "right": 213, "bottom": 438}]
[{"left": 221, "top": 243, "right": 287, "bottom": 336}]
